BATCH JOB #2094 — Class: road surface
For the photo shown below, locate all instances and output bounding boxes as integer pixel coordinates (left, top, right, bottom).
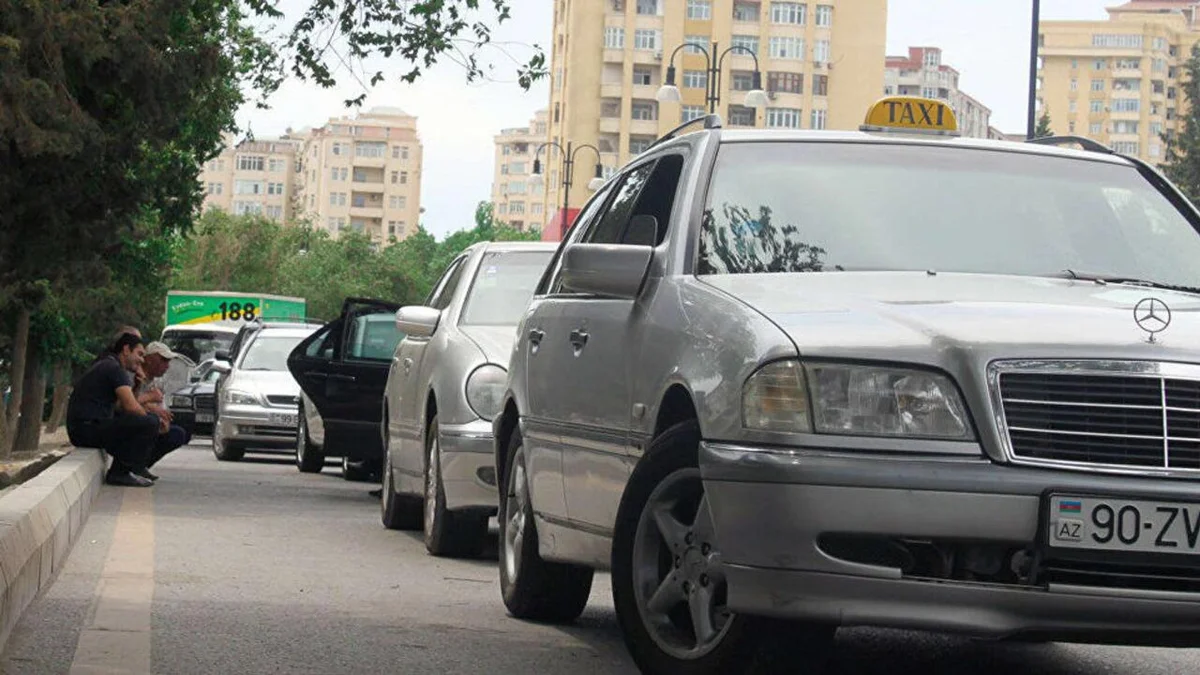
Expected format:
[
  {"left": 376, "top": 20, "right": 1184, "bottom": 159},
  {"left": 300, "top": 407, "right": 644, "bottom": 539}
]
[{"left": 3, "top": 441, "right": 1199, "bottom": 674}]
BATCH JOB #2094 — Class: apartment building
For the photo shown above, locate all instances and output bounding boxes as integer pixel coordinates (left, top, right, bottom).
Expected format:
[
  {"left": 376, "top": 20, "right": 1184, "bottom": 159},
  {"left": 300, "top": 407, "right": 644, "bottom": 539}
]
[
  {"left": 1039, "top": 0, "right": 1200, "bottom": 165},
  {"left": 884, "top": 47, "right": 994, "bottom": 139},
  {"left": 492, "top": 110, "right": 549, "bottom": 232},
  {"left": 296, "top": 106, "right": 424, "bottom": 244},
  {"left": 199, "top": 133, "right": 304, "bottom": 223},
  {"left": 542, "top": 0, "right": 887, "bottom": 239}
]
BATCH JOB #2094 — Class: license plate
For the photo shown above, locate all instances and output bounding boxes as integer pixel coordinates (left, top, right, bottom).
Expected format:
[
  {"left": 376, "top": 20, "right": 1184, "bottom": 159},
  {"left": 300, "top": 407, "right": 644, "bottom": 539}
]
[
  {"left": 1047, "top": 494, "right": 1200, "bottom": 554},
  {"left": 268, "top": 413, "right": 297, "bottom": 427},
  {"left": 196, "top": 413, "right": 214, "bottom": 423}
]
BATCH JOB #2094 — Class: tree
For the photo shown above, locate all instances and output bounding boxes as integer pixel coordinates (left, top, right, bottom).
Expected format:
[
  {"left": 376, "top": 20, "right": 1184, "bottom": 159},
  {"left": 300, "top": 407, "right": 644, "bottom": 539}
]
[
  {"left": 1035, "top": 109, "right": 1053, "bottom": 139},
  {"left": 1162, "top": 43, "right": 1200, "bottom": 203}
]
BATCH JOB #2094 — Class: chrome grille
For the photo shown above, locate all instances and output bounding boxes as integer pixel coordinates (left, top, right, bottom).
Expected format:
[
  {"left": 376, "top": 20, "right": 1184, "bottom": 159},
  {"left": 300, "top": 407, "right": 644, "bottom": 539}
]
[
  {"left": 266, "top": 395, "right": 299, "bottom": 407},
  {"left": 193, "top": 394, "right": 215, "bottom": 412},
  {"left": 996, "top": 364, "right": 1200, "bottom": 473}
]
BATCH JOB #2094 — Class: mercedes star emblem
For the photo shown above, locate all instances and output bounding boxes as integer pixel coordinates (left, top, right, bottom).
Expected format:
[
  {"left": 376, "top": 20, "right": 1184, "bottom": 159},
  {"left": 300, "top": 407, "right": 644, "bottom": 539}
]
[{"left": 1134, "top": 297, "right": 1171, "bottom": 342}]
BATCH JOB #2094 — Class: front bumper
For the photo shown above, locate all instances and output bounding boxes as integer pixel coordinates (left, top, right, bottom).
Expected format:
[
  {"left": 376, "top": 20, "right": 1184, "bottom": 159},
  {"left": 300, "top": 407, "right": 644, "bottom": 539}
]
[
  {"left": 217, "top": 403, "right": 298, "bottom": 448},
  {"left": 701, "top": 441, "right": 1200, "bottom": 644},
  {"left": 439, "top": 419, "right": 499, "bottom": 513}
]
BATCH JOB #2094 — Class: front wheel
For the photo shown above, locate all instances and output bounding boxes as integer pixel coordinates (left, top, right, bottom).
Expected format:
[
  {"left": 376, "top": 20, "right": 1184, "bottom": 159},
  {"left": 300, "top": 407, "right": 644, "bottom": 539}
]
[
  {"left": 611, "top": 420, "right": 835, "bottom": 675},
  {"left": 212, "top": 422, "right": 244, "bottom": 462},
  {"left": 498, "top": 426, "right": 593, "bottom": 622},
  {"left": 423, "top": 417, "right": 488, "bottom": 557}
]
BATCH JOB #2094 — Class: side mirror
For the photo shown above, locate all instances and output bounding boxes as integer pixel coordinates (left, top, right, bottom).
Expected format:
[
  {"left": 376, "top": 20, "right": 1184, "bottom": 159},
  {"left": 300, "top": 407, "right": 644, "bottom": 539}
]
[
  {"left": 560, "top": 243, "right": 653, "bottom": 299},
  {"left": 395, "top": 306, "right": 441, "bottom": 339},
  {"left": 214, "top": 349, "right": 230, "bottom": 362},
  {"left": 210, "top": 361, "right": 232, "bottom": 375}
]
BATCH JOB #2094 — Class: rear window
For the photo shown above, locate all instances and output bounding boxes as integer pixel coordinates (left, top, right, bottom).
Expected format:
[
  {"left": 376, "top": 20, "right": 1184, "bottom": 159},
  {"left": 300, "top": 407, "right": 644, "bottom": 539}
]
[{"left": 697, "top": 142, "right": 1200, "bottom": 288}]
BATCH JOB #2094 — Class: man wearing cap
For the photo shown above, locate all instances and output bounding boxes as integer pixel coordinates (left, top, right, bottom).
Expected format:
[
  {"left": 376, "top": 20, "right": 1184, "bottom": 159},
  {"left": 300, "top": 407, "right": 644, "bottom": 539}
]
[
  {"left": 66, "top": 332, "right": 159, "bottom": 487},
  {"left": 134, "top": 341, "right": 193, "bottom": 479}
]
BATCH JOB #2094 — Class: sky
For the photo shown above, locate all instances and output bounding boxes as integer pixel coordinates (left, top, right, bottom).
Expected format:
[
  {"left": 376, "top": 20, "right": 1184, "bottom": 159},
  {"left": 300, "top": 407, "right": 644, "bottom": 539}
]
[{"left": 236, "top": 1, "right": 1118, "bottom": 238}]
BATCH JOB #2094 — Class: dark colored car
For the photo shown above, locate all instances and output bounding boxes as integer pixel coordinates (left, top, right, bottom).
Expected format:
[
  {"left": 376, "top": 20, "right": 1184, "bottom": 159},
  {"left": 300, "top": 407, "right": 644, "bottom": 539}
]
[
  {"left": 168, "top": 367, "right": 221, "bottom": 436},
  {"left": 287, "top": 298, "right": 404, "bottom": 481}
]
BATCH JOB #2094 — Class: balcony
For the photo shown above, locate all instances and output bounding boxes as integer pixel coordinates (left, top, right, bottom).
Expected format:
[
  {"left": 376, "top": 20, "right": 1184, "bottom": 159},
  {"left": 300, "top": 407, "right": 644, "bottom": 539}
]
[
  {"left": 600, "top": 117, "right": 621, "bottom": 133},
  {"left": 350, "top": 204, "right": 384, "bottom": 219},
  {"left": 352, "top": 153, "right": 387, "bottom": 168},
  {"left": 630, "top": 118, "right": 659, "bottom": 135},
  {"left": 604, "top": 49, "right": 626, "bottom": 63},
  {"left": 602, "top": 83, "right": 625, "bottom": 98},
  {"left": 632, "top": 84, "right": 658, "bottom": 100}
]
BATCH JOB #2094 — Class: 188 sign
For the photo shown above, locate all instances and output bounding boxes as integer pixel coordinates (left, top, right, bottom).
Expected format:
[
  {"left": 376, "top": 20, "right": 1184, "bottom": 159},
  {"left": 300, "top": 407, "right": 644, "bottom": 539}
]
[{"left": 219, "top": 302, "right": 257, "bottom": 322}]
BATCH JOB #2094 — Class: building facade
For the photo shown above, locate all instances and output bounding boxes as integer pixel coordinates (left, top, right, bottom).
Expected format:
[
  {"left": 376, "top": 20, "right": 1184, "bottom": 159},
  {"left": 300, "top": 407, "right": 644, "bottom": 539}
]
[
  {"left": 884, "top": 47, "right": 994, "bottom": 139},
  {"left": 542, "top": 0, "right": 888, "bottom": 239},
  {"left": 1039, "top": 0, "right": 1200, "bottom": 165},
  {"left": 198, "top": 107, "right": 424, "bottom": 245},
  {"left": 199, "top": 133, "right": 304, "bottom": 223},
  {"left": 492, "top": 110, "right": 549, "bottom": 232}
]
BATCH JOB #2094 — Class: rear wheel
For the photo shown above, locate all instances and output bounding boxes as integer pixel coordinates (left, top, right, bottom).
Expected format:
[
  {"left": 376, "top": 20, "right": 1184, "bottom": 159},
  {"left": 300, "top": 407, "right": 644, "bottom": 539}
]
[
  {"left": 423, "top": 417, "right": 488, "bottom": 557},
  {"left": 295, "top": 404, "right": 325, "bottom": 473},
  {"left": 611, "top": 420, "right": 835, "bottom": 675},
  {"left": 381, "top": 428, "right": 422, "bottom": 530},
  {"left": 498, "top": 426, "right": 593, "bottom": 622}
]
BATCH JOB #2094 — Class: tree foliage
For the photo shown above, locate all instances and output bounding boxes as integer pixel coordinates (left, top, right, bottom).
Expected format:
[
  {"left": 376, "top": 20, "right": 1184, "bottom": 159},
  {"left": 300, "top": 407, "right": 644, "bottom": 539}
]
[
  {"left": 1034, "top": 109, "right": 1053, "bottom": 139},
  {"left": 1162, "top": 43, "right": 1200, "bottom": 204}
]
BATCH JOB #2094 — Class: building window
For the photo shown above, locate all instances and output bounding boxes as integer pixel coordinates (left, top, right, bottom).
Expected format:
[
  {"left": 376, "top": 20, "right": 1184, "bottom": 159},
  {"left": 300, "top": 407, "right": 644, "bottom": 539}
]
[
  {"left": 1112, "top": 141, "right": 1139, "bottom": 155},
  {"left": 1115, "top": 58, "right": 1141, "bottom": 70},
  {"left": 509, "top": 181, "right": 527, "bottom": 195},
  {"left": 768, "top": 71, "right": 803, "bottom": 94},
  {"left": 1154, "top": 37, "right": 1168, "bottom": 51},
  {"left": 268, "top": 158, "right": 286, "bottom": 172},
  {"left": 682, "top": 105, "right": 706, "bottom": 122},
  {"left": 236, "top": 155, "right": 264, "bottom": 171},
  {"left": 813, "top": 39, "right": 830, "bottom": 63},
  {"left": 728, "top": 105, "right": 756, "bottom": 127},
  {"left": 1112, "top": 120, "right": 1139, "bottom": 134},
  {"left": 811, "top": 109, "right": 827, "bottom": 129},
  {"left": 812, "top": 74, "right": 829, "bottom": 97},
  {"left": 207, "top": 183, "right": 223, "bottom": 195},
  {"left": 605, "top": 26, "right": 625, "bottom": 49},
  {"left": 1090, "top": 100, "right": 1103, "bottom": 113},
  {"left": 329, "top": 192, "right": 347, "bottom": 206},
  {"left": 265, "top": 205, "right": 283, "bottom": 220},
  {"left": 510, "top": 162, "right": 526, "bottom": 174},
  {"left": 1070, "top": 78, "right": 1078, "bottom": 91},
  {"left": 683, "top": 70, "right": 707, "bottom": 89},
  {"left": 1071, "top": 58, "right": 1078, "bottom": 69},
  {"left": 391, "top": 171, "right": 399, "bottom": 184},
  {"left": 636, "top": 0, "right": 659, "bottom": 15},
  {"left": 1092, "top": 34, "right": 1143, "bottom": 49},
  {"left": 1153, "top": 58, "right": 1167, "bottom": 73},
  {"left": 634, "top": 29, "right": 660, "bottom": 51},
  {"left": 1090, "top": 122, "right": 1103, "bottom": 134},
  {"left": 1151, "top": 121, "right": 1164, "bottom": 136},
  {"left": 770, "top": 2, "right": 805, "bottom": 24},
  {"left": 731, "top": 35, "right": 759, "bottom": 56},
  {"left": 400, "top": 171, "right": 409, "bottom": 184},
  {"left": 687, "top": 0, "right": 711, "bottom": 20},
  {"left": 766, "top": 107, "right": 802, "bottom": 128},
  {"left": 1069, "top": 100, "right": 1078, "bottom": 113},
  {"left": 629, "top": 136, "right": 654, "bottom": 154},
  {"left": 684, "top": 35, "right": 707, "bottom": 54},
  {"left": 730, "top": 71, "right": 755, "bottom": 91},
  {"left": 633, "top": 68, "right": 653, "bottom": 85},
  {"left": 510, "top": 202, "right": 526, "bottom": 215},
  {"left": 532, "top": 204, "right": 543, "bottom": 215},
  {"left": 1068, "top": 122, "right": 1076, "bottom": 133},
  {"left": 1091, "top": 79, "right": 1105, "bottom": 91},
  {"left": 1093, "top": 59, "right": 1106, "bottom": 71},
  {"left": 923, "top": 50, "right": 940, "bottom": 68},
  {"left": 769, "top": 36, "right": 804, "bottom": 60},
  {"left": 631, "top": 102, "right": 657, "bottom": 120},
  {"left": 815, "top": 4, "right": 833, "bottom": 27},
  {"left": 1112, "top": 98, "right": 1140, "bottom": 113},
  {"left": 355, "top": 142, "right": 386, "bottom": 158},
  {"left": 234, "top": 179, "right": 263, "bottom": 195},
  {"left": 332, "top": 142, "right": 344, "bottom": 156},
  {"left": 268, "top": 182, "right": 285, "bottom": 195},
  {"left": 732, "top": 1, "right": 760, "bottom": 22},
  {"left": 233, "top": 201, "right": 263, "bottom": 215}
]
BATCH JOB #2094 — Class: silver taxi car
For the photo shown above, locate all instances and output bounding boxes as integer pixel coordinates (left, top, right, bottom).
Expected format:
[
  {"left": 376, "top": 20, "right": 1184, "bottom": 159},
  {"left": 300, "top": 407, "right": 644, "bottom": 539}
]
[{"left": 492, "top": 96, "right": 1200, "bottom": 674}]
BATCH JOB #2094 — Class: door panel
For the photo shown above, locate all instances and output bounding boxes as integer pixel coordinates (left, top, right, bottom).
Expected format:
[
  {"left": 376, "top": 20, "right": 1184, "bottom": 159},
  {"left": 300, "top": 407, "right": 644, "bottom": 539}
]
[
  {"left": 522, "top": 300, "right": 568, "bottom": 522},
  {"left": 331, "top": 305, "right": 404, "bottom": 461},
  {"left": 288, "top": 320, "right": 341, "bottom": 423}
]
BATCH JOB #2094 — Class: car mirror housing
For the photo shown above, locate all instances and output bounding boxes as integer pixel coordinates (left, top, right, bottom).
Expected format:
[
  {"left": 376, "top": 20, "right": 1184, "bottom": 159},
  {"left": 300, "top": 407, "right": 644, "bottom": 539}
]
[
  {"left": 560, "top": 243, "right": 654, "bottom": 299},
  {"left": 210, "top": 361, "right": 232, "bottom": 375},
  {"left": 395, "top": 306, "right": 442, "bottom": 339}
]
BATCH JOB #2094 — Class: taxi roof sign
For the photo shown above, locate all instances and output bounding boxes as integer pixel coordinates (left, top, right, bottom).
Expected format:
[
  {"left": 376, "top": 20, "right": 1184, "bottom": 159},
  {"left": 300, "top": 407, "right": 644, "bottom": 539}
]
[{"left": 860, "top": 96, "right": 959, "bottom": 136}]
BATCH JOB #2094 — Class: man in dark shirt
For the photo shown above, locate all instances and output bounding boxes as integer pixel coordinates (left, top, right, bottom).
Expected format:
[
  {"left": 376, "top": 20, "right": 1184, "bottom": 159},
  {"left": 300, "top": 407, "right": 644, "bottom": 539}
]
[{"left": 66, "top": 333, "right": 160, "bottom": 487}]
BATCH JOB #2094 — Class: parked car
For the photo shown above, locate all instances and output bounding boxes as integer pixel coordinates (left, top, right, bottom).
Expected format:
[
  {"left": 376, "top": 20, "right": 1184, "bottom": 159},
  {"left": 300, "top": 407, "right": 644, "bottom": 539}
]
[
  {"left": 491, "top": 96, "right": 1200, "bottom": 674},
  {"left": 209, "top": 322, "right": 320, "bottom": 461},
  {"left": 287, "top": 299, "right": 406, "bottom": 481},
  {"left": 380, "top": 241, "right": 557, "bottom": 557},
  {"left": 167, "top": 366, "right": 222, "bottom": 436}
]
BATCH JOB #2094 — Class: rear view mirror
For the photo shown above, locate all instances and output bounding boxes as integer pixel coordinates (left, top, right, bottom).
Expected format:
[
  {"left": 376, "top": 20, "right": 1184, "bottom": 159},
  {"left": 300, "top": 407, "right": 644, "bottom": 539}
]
[
  {"left": 395, "top": 306, "right": 441, "bottom": 339},
  {"left": 560, "top": 243, "right": 653, "bottom": 299}
]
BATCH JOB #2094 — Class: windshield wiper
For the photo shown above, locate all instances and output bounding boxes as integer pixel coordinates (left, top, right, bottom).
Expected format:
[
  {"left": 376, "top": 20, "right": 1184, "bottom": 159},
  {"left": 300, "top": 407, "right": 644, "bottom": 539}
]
[{"left": 1060, "top": 270, "right": 1200, "bottom": 296}]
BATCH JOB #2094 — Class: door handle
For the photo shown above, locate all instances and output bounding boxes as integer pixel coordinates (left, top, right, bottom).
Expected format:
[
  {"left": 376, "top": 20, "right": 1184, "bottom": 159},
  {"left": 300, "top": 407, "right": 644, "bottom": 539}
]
[
  {"left": 403, "top": 357, "right": 413, "bottom": 374},
  {"left": 569, "top": 329, "right": 589, "bottom": 348},
  {"left": 328, "top": 373, "right": 356, "bottom": 383},
  {"left": 528, "top": 328, "right": 545, "bottom": 345},
  {"left": 304, "top": 372, "right": 328, "bottom": 381}
]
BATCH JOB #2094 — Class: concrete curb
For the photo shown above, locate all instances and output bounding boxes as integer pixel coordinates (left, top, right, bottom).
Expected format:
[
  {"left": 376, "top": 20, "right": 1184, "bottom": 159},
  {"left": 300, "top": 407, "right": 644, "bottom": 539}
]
[{"left": 0, "top": 447, "right": 105, "bottom": 652}]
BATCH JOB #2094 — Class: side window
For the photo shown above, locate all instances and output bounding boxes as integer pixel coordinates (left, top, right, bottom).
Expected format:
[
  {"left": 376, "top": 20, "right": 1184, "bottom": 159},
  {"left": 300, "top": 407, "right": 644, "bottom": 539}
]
[
  {"left": 429, "top": 256, "right": 470, "bottom": 310},
  {"left": 585, "top": 162, "right": 657, "bottom": 244},
  {"left": 539, "top": 182, "right": 616, "bottom": 295},
  {"left": 623, "top": 154, "right": 685, "bottom": 247},
  {"left": 304, "top": 323, "right": 338, "bottom": 360},
  {"left": 344, "top": 312, "right": 405, "bottom": 362}
]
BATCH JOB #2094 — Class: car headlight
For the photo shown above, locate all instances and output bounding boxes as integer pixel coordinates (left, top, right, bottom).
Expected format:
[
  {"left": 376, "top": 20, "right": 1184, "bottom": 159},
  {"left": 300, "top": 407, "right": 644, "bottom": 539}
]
[
  {"left": 225, "top": 389, "right": 261, "bottom": 406},
  {"left": 465, "top": 364, "right": 507, "bottom": 421},
  {"left": 743, "top": 360, "right": 972, "bottom": 440},
  {"left": 169, "top": 394, "right": 193, "bottom": 409}
]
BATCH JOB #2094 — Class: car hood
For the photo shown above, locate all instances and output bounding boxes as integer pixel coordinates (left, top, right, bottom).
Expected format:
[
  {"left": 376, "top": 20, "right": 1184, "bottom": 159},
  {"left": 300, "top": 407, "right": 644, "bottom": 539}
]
[
  {"left": 229, "top": 370, "right": 301, "bottom": 397},
  {"left": 459, "top": 325, "right": 519, "bottom": 365},
  {"left": 701, "top": 272, "right": 1200, "bottom": 362}
]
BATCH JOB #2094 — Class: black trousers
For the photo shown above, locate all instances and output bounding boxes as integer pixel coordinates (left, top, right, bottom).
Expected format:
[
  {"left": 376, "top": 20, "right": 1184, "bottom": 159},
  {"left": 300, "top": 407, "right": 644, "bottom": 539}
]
[{"left": 67, "top": 413, "right": 158, "bottom": 474}]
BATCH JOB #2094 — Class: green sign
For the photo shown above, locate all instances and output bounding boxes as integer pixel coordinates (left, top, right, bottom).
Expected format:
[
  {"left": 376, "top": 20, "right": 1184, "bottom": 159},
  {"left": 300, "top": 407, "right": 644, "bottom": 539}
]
[{"left": 165, "top": 291, "right": 306, "bottom": 327}]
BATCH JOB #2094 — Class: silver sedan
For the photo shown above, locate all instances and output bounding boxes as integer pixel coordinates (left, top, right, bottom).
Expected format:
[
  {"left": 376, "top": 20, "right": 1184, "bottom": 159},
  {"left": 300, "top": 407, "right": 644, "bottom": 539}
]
[{"left": 381, "top": 241, "right": 556, "bottom": 557}]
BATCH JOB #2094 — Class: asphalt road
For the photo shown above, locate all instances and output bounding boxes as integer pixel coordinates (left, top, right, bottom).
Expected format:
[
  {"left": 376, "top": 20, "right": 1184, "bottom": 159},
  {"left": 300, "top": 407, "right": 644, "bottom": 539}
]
[{"left": 3, "top": 440, "right": 1200, "bottom": 674}]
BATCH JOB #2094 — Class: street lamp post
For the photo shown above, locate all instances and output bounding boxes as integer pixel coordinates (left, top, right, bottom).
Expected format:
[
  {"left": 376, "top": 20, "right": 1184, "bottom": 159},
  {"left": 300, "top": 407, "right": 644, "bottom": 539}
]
[
  {"left": 1027, "top": 0, "right": 1041, "bottom": 140},
  {"left": 656, "top": 41, "right": 769, "bottom": 115},
  {"left": 531, "top": 141, "right": 606, "bottom": 233}
]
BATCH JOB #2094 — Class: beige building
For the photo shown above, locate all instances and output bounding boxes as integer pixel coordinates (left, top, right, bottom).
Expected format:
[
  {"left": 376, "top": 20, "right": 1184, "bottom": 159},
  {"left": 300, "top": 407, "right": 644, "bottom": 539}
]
[
  {"left": 885, "top": 47, "right": 994, "bottom": 139},
  {"left": 1039, "top": 0, "right": 1200, "bottom": 165},
  {"left": 296, "top": 106, "right": 424, "bottom": 244},
  {"left": 199, "top": 133, "right": 304, "bottom": 223},
  {"left": 492, "top": 110, "right": 549, "bottom": 232},
  {"left": 542, "top": 0, "right": 887, "bottom": 239}
]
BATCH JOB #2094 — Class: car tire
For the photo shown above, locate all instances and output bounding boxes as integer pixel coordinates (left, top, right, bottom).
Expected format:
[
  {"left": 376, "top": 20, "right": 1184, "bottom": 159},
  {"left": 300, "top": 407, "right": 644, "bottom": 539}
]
[
  {"left": 381, "top": 429, "right": 422, "bottom": 531},
  {"left": 212, "top": 424, "right": 244, "bottom": 462},
  {"left": 499, "top": 426, "right": 593, "bottom": 622},
  {"left": 423, "top": 417, "right": 488, "bottom": 558},
  {"left": 342, "top": 455, "right": 371, "bottom": 482},
  {"left": 610, "top": 420, "right": 835, "bottom": 675},
  {"left": 296, "top": 404, "right": 325, "bottom": 473}
]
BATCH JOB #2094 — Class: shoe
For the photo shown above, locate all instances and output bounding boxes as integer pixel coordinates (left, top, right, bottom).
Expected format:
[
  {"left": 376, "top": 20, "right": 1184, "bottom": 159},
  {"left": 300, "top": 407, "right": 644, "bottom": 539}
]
[
  {"left": 106, "top": 471, "right": 154, "bottom": 488},
  {"left": 131, "top": 467, "right": 158, "bottom": 481}
]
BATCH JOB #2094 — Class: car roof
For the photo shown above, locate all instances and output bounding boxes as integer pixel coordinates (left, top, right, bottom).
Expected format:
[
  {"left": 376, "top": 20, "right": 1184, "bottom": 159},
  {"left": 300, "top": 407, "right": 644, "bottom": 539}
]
[
  {"left": 479, "top": 241, "right": 558, "bottom": 253},
  {"left": 162, "top": 324, "right": 241, "bottom": 334},
  {"left": 246, "top": 325, "right": 318, "bottom": 339}
]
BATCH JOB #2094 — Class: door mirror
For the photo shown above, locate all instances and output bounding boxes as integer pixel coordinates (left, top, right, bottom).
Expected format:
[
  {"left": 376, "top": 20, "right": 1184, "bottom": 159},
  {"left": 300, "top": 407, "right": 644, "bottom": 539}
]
[
  {"left": 210, "top": 360, "right": 232, "bottom": 375},
  {"left": 560, "top": 243, "right": 653, "bottom": 299},
  {"left": 395, "top": 306, "right": 441, "bottom": 339},
  {"left": 214, "top": 349, "right": 230, "bottom": 362}
]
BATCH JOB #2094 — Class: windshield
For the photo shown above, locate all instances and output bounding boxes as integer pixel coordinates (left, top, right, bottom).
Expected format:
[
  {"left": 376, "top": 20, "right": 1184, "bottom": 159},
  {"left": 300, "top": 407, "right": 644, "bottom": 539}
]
[
  {"left": 697, "top": 142, "right": 1200, "bottom": 288},
  {"left": 238, "top": 334, "right": 306, "bottom": 371},
  {"left": 459, "top": 250, "right": 554, "bottom": 325},
  {"left": 161, "top": 330, "right": 235, "bottom": 364}
]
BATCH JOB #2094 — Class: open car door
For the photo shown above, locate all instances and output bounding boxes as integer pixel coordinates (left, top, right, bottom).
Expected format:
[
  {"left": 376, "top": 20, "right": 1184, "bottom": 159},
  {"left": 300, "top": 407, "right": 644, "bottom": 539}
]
[{"left": 288, "top": 298, "right": 404, "bottom": 474}]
